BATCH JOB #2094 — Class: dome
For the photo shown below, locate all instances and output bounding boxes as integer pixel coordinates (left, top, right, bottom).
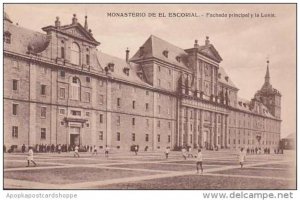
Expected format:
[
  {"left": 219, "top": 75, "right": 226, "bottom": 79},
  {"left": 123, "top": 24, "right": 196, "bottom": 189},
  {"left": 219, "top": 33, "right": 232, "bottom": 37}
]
[{"left": 4, "top": 12, "right": 13, "bottom": 23}]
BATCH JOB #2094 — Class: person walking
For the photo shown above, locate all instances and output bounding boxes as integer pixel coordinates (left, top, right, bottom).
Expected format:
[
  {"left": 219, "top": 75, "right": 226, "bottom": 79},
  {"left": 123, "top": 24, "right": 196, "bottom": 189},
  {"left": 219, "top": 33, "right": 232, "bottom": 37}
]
[
  {"left": 21, "top": 144, "right": 26, "bottom": 153},
  {"left": 58, "top": 144, "right": 61, "bottom": 154},
  {"left": 134, "top": 145, "right": 138, "bottom": 156},
  {"left": 195, "top": 149, "right": 203, "bottom": 174},
  {"left": 165, "top": 147, "right": 170, "bottom": 159},
  {"left": 239, "top": 148, "right": 246, "bottom": 169},
  {"left": 105, "top": 145, "right": 110, "bottom": 158},
  {"left": 74, "top": 145, "right": 80, "bottom": 157},
  {"left": 92, "top": 145, "right": 98, "bottom": 156},
  {"left": 181, "top": 147, "right": 187, "bottom": 160},
  {"left": 26, "top": 147, "right": 37, "bottom": 167},
  {"left": 188, "top": 146, "right": 193, "bottom": 158}
]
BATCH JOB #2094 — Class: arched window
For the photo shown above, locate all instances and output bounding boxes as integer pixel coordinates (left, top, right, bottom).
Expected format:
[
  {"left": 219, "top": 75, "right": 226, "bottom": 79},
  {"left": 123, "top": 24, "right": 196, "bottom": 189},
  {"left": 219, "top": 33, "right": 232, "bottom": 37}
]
[
  {"left": 70, "top": 77, "right": 80, "bottom": 100},
  {"left": 71, "top": 42, "right": 80, "bottom": 65}
]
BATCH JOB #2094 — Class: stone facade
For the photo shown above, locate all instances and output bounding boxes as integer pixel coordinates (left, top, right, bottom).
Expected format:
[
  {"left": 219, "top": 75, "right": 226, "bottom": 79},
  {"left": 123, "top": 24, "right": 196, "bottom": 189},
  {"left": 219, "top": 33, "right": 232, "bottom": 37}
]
[{"left": 3, "top": 13, "right": 281, "bottom": 151}]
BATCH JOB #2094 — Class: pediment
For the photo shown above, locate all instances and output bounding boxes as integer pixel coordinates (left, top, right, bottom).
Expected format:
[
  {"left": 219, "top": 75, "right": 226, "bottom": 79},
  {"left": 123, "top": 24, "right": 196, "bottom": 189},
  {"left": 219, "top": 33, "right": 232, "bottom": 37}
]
[
  {"left": 199, "top": 45, "right": 223, "bottom": 63},
  {"left": 61, "top": 25, "right": 96, "bottom": 42}
]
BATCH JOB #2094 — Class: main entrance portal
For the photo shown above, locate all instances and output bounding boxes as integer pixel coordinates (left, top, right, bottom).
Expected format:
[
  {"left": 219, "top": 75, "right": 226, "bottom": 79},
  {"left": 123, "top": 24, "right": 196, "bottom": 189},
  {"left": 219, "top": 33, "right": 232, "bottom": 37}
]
[{"left": 70, "top": 127, "right": 80, "bottom": 146}]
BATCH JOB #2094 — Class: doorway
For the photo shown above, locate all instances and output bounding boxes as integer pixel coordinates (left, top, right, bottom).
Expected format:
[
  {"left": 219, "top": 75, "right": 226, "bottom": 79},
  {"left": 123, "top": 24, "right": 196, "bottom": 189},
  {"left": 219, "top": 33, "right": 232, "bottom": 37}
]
[{"left": 70, "top": 127, "right": 80, "bottom": 146}]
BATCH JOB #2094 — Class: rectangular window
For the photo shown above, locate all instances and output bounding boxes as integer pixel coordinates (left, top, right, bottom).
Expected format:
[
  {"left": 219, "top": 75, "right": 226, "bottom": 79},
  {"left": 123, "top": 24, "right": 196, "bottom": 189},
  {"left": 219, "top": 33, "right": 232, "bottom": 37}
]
[
  {"left": 157, "top": 120, "right": 160, "bottom": 128},
  {"left": 12, "top": 126, "right": 18, "bottom": 138},
  {"left": 86, "top": 77, "right": 91, "bottom": 83},
  {"left": 117, "top": 116, "right": 120, "bottom": 126},
  {"left": 100, "top": 114, "right": 103, "bottom": 123},
  {"left": 59, "top": 108, "right": 65, "bottom": 115},
  {"left": 12, "top": 104, "right": 18, "bottom": 115},
  {"left": 61, "top": 47, "right": 65, "bottom": 59},
  {"left": 117, "top": 132, "right": 120, "bottom": 141},
  {"left": 168, "top": 122, "right": 171, "bottom": 129},
  {"left": 158, "top": 79, "right": 161, "bottom": 86},
  {"left": 41, "top": 128, "right": 46, "bottom": 139},
  {"left": 60, "top": 70, "right": 65, "bottom": 77},
  {"left": 146, "top": 103, "right": 149, "bottom": 111},
  {"left": 132, "top": 100, "right": 135, "bottom": 109},
  {"left": 157, "top": 134, "right": 161, "bottom": 142},
  {"left": 41, "top": 84, "right": 46, "bottom": 95},
  {"left": 168, "top": 135, "right": 171, "bottom": 143},
  {"left": 41, "top": 107, "right": 46, "bottom": 118},
  {"left": 99, "top": 94, "right": 104, "bottom": 104},
  {"left": 190, "top": 135, "right": 192, "bottom": 143},
  {"left": 86, "top": 112, "right": 90, "bottom": 117},
  {"left": 85, "top": 92, "right": 91, "bottom": 102},
  {"left": 158, "top": 105, "right": 161, "bottom": 114},
  {"left": 86, "top": 54, "right": 90, "bottom": 65},
  {"left": 145, "top": 134, "right": 149, "bottom": 142},
  {"left": 59, "top": 88, "right": 65, "bottom": 99},
  {"left": 99, "top": 131, "right": 103, "bottom": 140},
  {"left": 4, "top": 32, "right": 11, "bottom": 44},
  {"left": 117, "top": 98, "right": 121, "bottom": 107},
  {"left": 12, "top": 79, "right": 18, "bottom": 91},
  {"left": 146, "top": 119, "right": 149, "bottom": 127},
  {"left": 132, "top": 118, "right": 135, "bottom": 126},
  {"left": 158, "top": 66, "right": 161, "bottom": 72},
  {"left": 71, "top": 110, "right": 81, "bottom": 116},
  {"left": 132, "top": 133, "right": 135, "bottom": 142},
  {"left": 169, "top": 69, "right": 171, "bottom": 75},
  {"left": 146, "top": 90, "right": 149, "bottom": 95}
]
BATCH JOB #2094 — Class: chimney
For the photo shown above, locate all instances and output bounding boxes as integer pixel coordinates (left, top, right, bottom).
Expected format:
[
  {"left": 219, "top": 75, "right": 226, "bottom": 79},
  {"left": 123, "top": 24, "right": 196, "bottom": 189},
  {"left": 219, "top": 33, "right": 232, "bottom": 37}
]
[
  {"left": 205, "top": 36, "right": 210, "bottom": 46},
  {"left": 72, "top": 14, "right": 78, "bottom": 24},
  {"left": 225, "top": 76, "right": 229, "bottom": 82},
  {"left": 55, "top": 16, "right": 61, "bottom": 28},
  {"left": 194, "top": 39, "right": 199, "bottom": 48},
  {"left": 126, "top": 48, "right": 130, "bottom": 63}
]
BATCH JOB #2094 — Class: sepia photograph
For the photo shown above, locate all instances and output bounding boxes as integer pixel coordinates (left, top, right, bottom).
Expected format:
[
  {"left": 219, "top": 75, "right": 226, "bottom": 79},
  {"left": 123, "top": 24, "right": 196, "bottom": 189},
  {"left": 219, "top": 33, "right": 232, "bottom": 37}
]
[{"left": 2, "top": 3, "right": 296, "bottom": 191}]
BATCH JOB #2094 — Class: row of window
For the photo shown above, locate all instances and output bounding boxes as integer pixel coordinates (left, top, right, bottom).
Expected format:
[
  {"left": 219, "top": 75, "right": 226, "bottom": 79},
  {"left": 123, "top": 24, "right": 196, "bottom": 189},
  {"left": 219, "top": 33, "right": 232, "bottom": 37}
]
[
  {"left": 114, "top": 132, "right": 171, "bottom": 143},
  {"left": 12, "top": 105, "right": 172, "bottom": 130},
  {"left": 12, "top": 126, "right": 46, "bottom": 139}
]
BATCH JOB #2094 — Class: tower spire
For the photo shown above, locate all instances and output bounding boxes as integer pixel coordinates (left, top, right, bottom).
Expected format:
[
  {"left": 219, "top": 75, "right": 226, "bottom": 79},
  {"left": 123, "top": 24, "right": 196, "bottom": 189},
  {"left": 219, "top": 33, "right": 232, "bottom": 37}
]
[
  {"left": 265, "top": 59, "right": 270, "bottom": 84},
  {"left": 84, "top": 15, "right": 88, "bottom": 30}
]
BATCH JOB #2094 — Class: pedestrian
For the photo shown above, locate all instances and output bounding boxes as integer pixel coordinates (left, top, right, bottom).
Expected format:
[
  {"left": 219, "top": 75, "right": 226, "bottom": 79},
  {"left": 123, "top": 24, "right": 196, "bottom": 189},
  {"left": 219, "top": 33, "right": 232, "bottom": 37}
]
[
  {"left": 58, "top": 144, "right": 61, "bottom": 154},
  {"left": 165, "top": 147, "right": 170, "bottom": 159},
  {"left": 26, "top": 146, "right": 37, "bottom": 167},
  {"left": 181, "top": 147, "right": 187, "bottom": 160},
  {"left": 105, "top": 145, "right": 109, "bottom": 158},
  {"left": 92, "top": 145, "right": 98, "bottom": 156},
  {"left": 188, "top": 146, "right": 193, "bottom": 158},
  {"left": 195, "top": 149, "right": 203, "bottom": 174},
  {"left": 21, "top": 144, "right": 26, "bottom": 153},
  {"left": 134, "top": 145, "right": 138, "bottom": 156},
  {"left": 74, "top": 145, "right": 80, "bottom": 157},
  {"left": 239, "top": 148, "right": 246, "bottom": 169}
]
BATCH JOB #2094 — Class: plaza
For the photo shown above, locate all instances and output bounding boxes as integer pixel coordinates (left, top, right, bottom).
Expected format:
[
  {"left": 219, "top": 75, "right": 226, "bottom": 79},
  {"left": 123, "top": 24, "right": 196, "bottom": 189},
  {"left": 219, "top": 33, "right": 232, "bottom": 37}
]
[{"left": 4, "top": 150, "right": 295, "bottom": 189}]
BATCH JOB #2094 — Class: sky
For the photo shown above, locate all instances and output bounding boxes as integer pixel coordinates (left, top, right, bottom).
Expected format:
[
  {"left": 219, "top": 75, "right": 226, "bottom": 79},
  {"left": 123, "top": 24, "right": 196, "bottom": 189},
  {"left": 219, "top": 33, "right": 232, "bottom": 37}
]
[{"left": 4, "top": 4, "right": 296, "bottom": 138}]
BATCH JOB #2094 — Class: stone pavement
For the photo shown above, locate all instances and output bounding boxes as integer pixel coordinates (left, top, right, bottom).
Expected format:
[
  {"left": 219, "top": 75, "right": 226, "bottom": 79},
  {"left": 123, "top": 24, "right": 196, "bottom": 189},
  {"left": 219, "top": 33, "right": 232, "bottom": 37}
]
[{"left": 3, "top": 150, "right": 296, "bottom": 189}]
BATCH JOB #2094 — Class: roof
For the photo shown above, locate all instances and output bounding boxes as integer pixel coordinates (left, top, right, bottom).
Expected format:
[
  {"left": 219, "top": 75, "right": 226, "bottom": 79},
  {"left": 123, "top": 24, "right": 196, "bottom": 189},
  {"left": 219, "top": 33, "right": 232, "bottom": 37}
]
[
  {"left": 4, "top": 12, "right": 13, "bottom": 23},
  {"left": 218, "top": 67, "right": 238, "bottom": 89},
  {"left": 130, "top": 35, "right": 190, "bottom": 70},
  {"left": 236, "top": 96, "right": 275, "bottom": 118},
  {"left": 96, "top": 51, "right": 152, "bottom": 87},
  {"left": 4, "top": 22, "right": 50, "bottom": 54}
]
